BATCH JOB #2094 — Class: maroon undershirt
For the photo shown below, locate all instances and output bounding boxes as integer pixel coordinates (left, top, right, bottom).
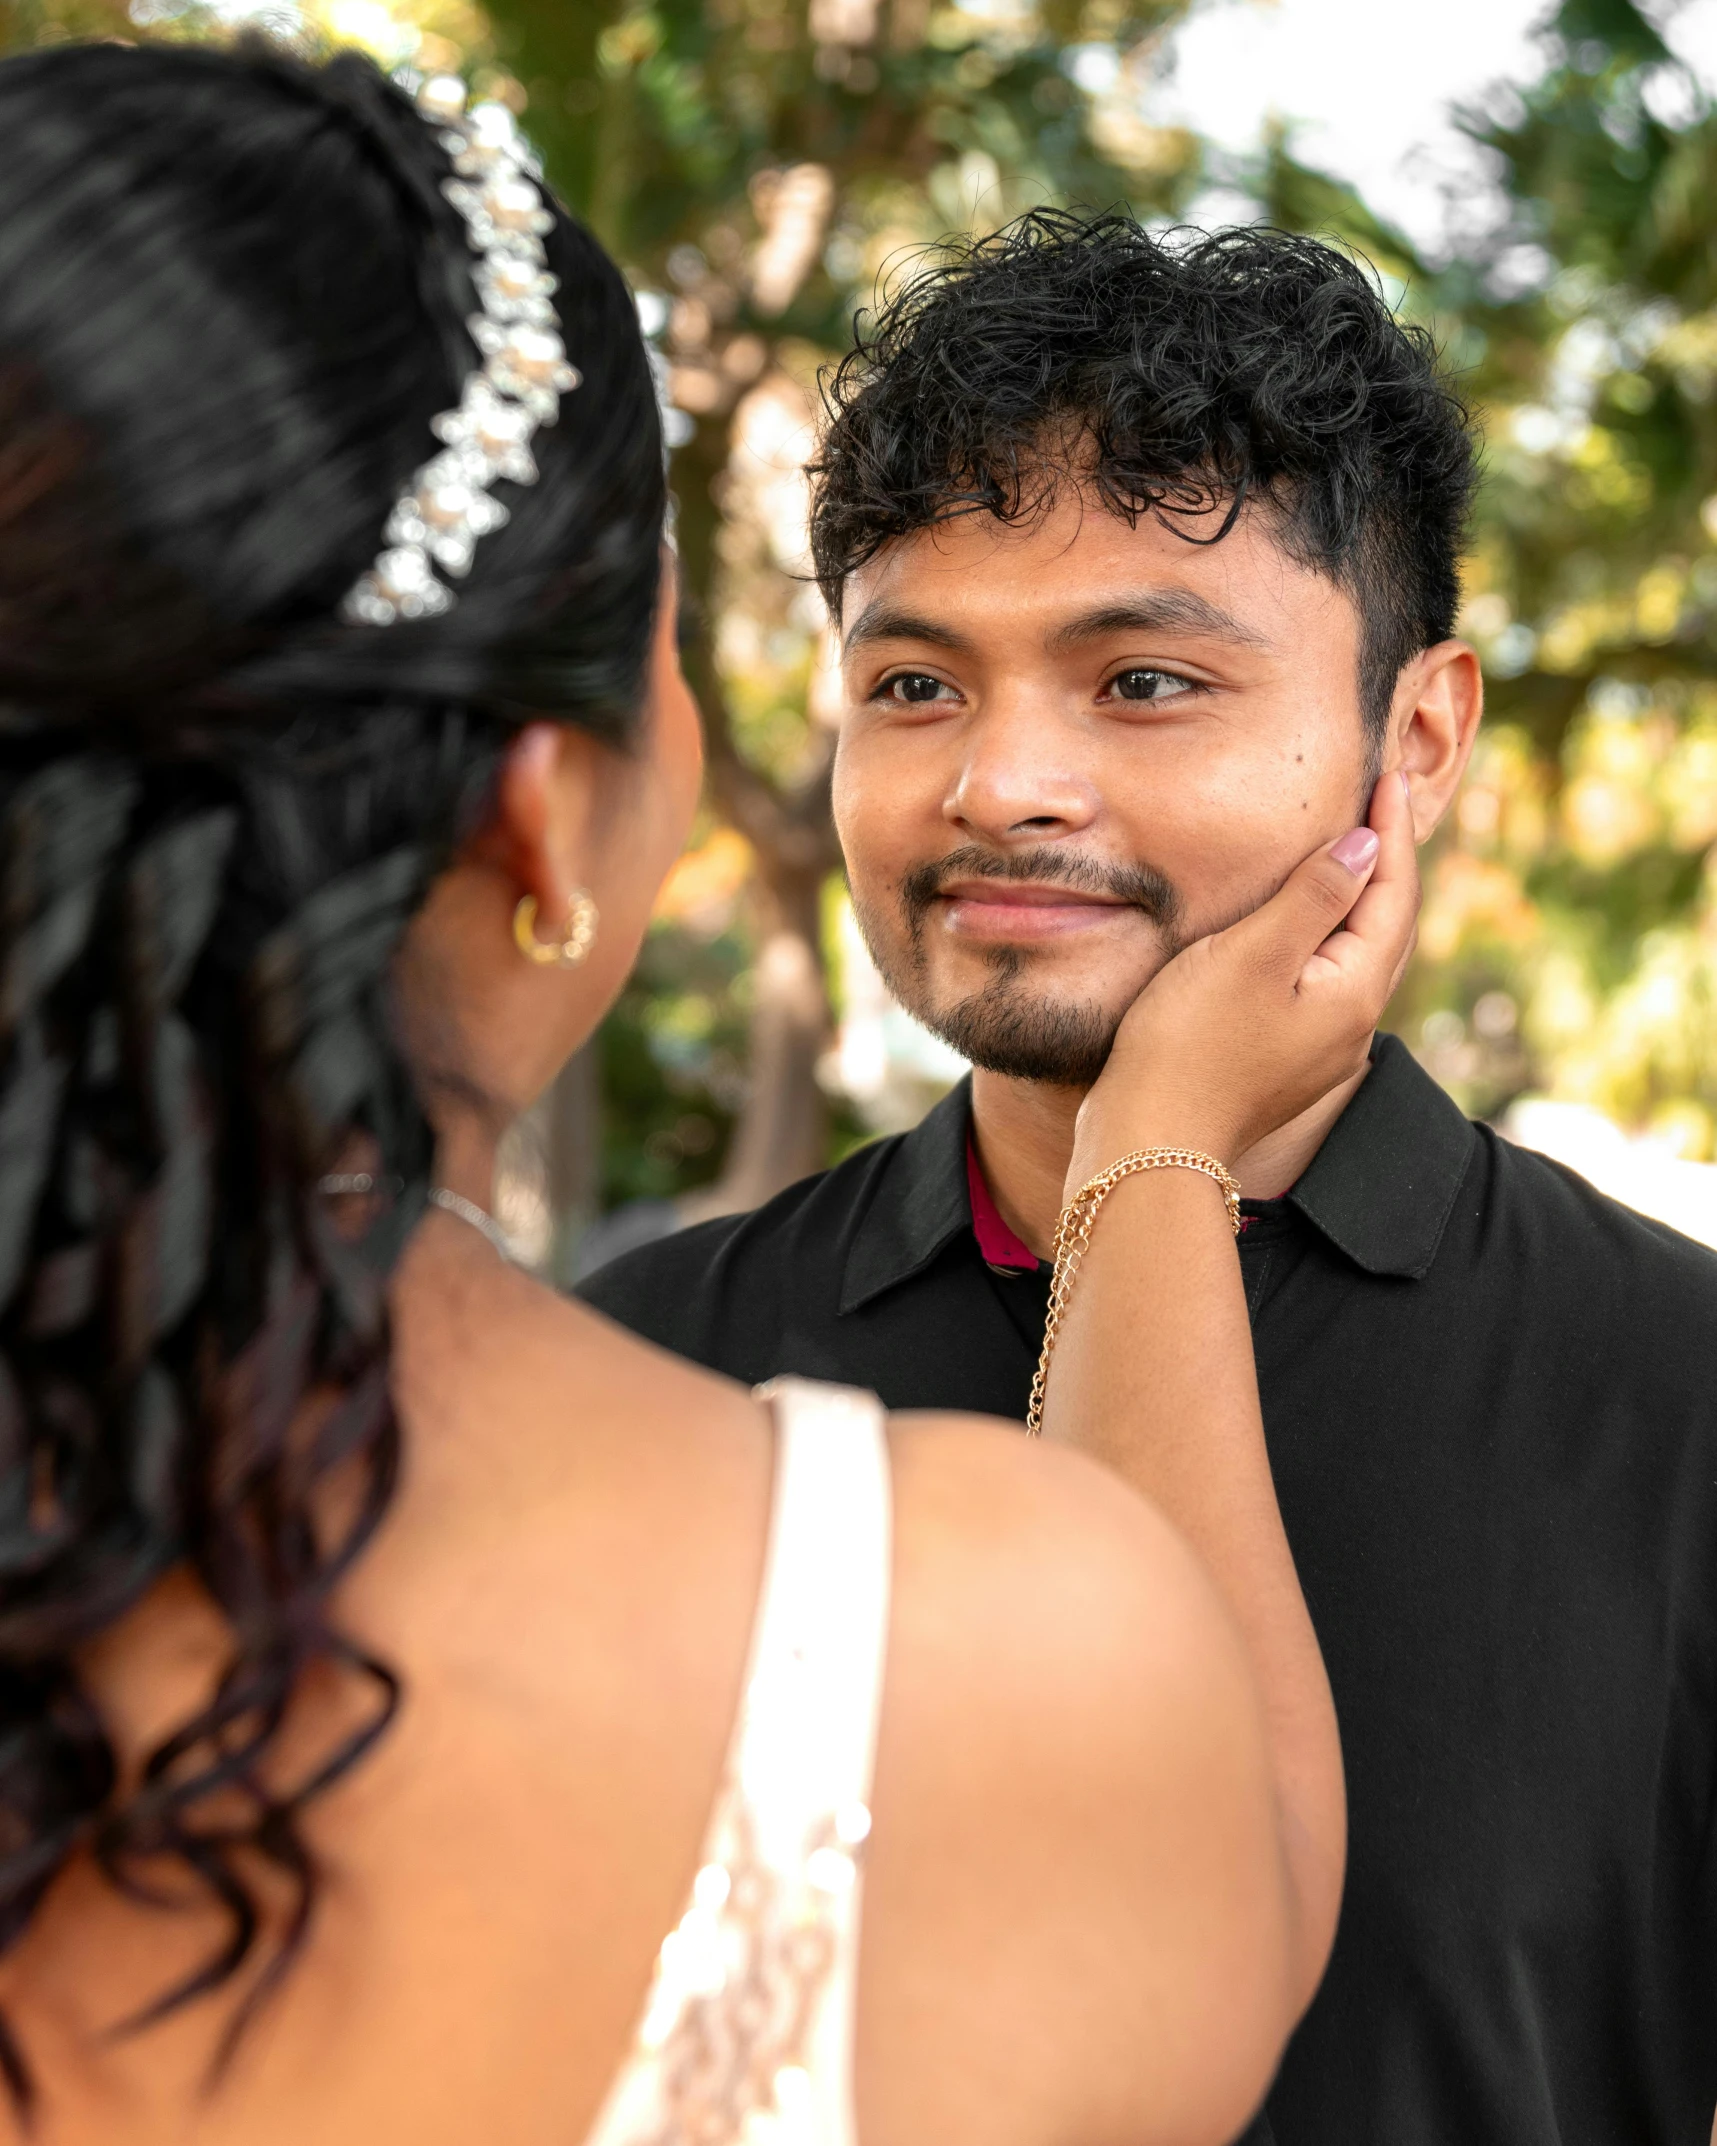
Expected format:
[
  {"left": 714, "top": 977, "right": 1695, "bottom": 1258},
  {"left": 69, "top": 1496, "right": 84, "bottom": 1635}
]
[
  {"left": 965, "top": 1132, "right": 1042, "bottom": 1272},
  {"left": 966, "top": 1131, "right": 1265, "bottom": 1273}
]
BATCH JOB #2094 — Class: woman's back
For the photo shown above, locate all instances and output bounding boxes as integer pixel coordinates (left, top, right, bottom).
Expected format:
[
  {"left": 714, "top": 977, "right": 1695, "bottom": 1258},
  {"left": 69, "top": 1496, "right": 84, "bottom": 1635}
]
[{"left": 1, "top": 1226, "right": 1289, "bottom": 2146}]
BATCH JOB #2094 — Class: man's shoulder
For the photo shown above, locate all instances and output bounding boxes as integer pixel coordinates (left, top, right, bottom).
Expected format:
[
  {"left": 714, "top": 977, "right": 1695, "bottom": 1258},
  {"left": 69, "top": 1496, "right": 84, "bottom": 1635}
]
[
  {"left": 574, "top": 1132, "right": 912, "bottom": 1359},
  {"left": 1478, "top": 1123, "right": 1717, "bottom": 1334},
  {"left": 1486, "top": 1124, "right": 1717, "bottom": 1262}
]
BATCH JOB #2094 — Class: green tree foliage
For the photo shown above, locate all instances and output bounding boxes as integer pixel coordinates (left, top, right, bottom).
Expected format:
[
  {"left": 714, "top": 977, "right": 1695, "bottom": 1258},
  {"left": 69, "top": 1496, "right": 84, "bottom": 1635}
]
[
  {"left": 1221, "top": 3, "right": 1717, "bottom": 1143},
  {"left": 1347, "top": 0, "right": 1717, "bottom": 1144},
  {"left": 0, "top": 0, "right": 128, "bottom": 40}
]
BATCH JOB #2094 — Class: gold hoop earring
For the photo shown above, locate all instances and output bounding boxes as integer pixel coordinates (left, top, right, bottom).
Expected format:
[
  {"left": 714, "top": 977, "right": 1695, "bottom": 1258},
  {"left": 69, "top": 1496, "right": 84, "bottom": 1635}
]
[{"left": 513, "top": 890, "right": 599, "bottom": 969}]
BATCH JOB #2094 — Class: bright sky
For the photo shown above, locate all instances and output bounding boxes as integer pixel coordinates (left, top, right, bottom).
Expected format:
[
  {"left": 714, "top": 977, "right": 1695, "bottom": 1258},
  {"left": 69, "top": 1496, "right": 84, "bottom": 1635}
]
[{"left": 1144, "top": 0, "right": 1717, "bottom": 253}]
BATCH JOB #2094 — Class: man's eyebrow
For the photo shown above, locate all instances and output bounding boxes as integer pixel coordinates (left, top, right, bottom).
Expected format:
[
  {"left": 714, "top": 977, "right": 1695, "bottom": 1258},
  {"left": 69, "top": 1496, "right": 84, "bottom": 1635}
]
[
  {"left": 1047, "top": 592, "right": 1269, "bottom": 651},
  {"left": 841, "top": 601, "right": 976, "bottom": 655}
]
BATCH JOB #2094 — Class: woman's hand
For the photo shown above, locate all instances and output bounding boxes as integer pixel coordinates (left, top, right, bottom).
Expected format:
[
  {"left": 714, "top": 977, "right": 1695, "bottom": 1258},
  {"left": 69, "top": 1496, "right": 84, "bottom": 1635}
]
[{"left": 1072, "top": 770, "right": 1419, "bottom": 1183}]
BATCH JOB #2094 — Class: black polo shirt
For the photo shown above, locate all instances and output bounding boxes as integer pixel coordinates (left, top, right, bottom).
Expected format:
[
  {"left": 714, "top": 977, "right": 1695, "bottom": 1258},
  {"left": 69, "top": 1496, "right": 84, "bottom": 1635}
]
[{"left": 580, "top": 1034, "right": 1717, "bottom": 2146}]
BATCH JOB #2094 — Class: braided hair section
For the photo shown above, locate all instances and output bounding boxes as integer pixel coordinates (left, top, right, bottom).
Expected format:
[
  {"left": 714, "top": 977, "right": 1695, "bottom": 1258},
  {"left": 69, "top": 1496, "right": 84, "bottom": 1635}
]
[{"left": 0, "top": 702, "right": 511, "bottom": 2093}]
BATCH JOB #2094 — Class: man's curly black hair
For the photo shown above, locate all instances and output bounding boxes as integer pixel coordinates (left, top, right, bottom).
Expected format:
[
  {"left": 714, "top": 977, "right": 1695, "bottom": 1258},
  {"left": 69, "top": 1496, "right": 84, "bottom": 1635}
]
[{"left": 809, "top": 211, "right": 1478, "bottom": 739}]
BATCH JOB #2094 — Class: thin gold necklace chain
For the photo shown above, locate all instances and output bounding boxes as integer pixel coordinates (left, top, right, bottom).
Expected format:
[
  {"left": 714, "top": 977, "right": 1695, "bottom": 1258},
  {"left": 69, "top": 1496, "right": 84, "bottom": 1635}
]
[{"left": 1023, "top": 1146, "right": 1241, "bottom": 1437}]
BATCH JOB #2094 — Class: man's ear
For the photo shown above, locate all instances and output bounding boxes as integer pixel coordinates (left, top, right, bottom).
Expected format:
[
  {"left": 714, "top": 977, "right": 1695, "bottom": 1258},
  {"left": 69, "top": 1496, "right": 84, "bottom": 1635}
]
[{"left": 1383, "top": 641, "right": 1483, "bottom": 842}]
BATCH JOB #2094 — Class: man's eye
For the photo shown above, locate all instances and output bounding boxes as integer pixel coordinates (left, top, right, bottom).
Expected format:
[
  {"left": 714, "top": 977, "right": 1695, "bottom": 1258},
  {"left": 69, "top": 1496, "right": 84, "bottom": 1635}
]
[
  {"left": 1107, "top": 668, "right": 1195, "bottom": 703},
  {"left": 881, "top": 672, "right": 954, "bottom": 705}
]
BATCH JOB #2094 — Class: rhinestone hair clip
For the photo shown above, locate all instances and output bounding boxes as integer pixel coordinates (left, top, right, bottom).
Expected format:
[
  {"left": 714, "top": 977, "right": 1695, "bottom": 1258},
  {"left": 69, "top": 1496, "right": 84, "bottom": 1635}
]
[{"left": 340, "top": 75, "right": 582, "bottom": 628}]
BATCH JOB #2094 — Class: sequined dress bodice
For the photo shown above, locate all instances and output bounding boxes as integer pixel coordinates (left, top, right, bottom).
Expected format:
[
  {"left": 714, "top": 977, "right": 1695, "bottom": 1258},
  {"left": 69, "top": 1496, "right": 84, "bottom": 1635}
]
[{"left": 582, "top": 1378, "right": 893, "bottom": 2146}]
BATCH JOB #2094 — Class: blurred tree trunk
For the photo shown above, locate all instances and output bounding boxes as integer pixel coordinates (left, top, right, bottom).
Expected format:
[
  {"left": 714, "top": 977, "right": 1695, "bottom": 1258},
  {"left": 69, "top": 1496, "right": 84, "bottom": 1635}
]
[
  {"left": 681, "top": 833, "right": 834, "bottom": 1220},
  {"left": 675, "top": 423, "right": 843, "bottom": 1218}
]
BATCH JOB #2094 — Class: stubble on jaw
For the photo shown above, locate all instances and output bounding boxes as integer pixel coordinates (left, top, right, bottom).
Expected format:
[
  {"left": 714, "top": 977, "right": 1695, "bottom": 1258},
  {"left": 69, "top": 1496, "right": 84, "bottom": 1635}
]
[{"left": 851, "top": 841, "right": 1186, "bottom": 1087}]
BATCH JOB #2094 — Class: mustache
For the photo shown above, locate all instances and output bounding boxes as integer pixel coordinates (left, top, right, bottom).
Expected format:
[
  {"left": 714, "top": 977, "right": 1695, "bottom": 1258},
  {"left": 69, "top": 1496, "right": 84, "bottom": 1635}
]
[{"left": 900, "top": 844, "right": 1182, "bottom": 932}]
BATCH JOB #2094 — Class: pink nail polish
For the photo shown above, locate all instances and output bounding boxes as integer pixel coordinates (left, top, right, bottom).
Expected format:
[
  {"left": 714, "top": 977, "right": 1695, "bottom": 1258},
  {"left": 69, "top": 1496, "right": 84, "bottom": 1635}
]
[
  {"left": 1399, "top": 770, "right": 1412, "bottom": 801},
  {"left": 1330, "top": 827, "right": 1380, "bottom": 873}
]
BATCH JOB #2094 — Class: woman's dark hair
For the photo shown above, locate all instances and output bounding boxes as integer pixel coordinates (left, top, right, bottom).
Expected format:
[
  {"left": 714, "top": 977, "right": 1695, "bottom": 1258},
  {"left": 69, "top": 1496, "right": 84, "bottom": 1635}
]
[
  {"left": 0, "top": 37, "right": 663, "bottom": 2093},
  {"left": 809, "top": 211, "right": 1477, "bottom": 739}
]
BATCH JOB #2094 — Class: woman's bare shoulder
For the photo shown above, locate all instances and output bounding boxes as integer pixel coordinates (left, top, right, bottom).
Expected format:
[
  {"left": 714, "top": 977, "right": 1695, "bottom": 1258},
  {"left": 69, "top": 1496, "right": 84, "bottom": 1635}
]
[
  {"left": 858, "top": 1410, "right": 1296, "bottom": 2146},
  {"left": 884, "top": 1408, "right": 1261, "bottom": 1733}
]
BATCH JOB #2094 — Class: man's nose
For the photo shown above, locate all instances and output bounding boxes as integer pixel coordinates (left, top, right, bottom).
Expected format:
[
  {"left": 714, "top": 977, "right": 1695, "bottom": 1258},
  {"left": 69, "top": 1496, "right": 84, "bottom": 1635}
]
[{"left": 944, "top": 696, "right": 1099, "bottom": 844}]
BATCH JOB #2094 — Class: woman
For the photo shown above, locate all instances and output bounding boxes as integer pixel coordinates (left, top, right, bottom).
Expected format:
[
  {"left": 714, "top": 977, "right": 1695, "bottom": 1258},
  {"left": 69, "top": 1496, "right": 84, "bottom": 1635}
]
[{"left": 0, "top": 39, "right": 1414, "bottom": 2146}]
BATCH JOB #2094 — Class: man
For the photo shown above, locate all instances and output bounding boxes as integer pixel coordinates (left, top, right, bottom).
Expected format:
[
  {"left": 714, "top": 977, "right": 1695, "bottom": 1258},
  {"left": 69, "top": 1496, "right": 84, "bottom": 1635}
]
[{"left": 583, "top": 214, "right": 1717, "bottom": 2143}]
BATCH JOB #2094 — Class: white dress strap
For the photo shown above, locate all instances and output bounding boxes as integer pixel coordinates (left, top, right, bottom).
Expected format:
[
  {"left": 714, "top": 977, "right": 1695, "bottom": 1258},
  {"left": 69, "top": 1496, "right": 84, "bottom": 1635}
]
[{"left": 583, "top": 1376, "right": 893, "bottom": 2146}]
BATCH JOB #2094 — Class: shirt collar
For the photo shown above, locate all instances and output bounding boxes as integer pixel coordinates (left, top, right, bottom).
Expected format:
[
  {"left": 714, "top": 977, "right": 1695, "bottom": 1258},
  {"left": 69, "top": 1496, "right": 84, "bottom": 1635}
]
[
  {"left": 838, "top": 1031, "right": 1477, "bottom": 1313},
  {"left": 1285, "top": 1031, "right": 1477, "bottom": 1279},
  {"left": 839, "top": 1081, "right": 975, "bottom": 1314}
]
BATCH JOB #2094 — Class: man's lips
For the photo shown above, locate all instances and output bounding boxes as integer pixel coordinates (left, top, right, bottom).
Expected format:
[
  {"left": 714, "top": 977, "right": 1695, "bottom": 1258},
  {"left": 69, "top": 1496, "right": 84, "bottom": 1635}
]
[{"left": 932, "top": 879, "right": 1136, "bottom": 941}]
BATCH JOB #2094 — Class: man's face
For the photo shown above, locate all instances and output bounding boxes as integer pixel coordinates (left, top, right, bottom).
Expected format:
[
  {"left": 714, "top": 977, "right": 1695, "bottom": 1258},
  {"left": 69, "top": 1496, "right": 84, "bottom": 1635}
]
[{"left": 832, "top": 487, "right": 1378, "bottom": 1086}]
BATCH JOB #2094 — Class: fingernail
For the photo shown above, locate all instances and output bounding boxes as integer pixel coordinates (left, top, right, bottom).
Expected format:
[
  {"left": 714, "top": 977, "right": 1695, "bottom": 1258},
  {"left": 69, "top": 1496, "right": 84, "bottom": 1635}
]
[
  {"left": 1399, "top": 770, "right": 1412, "bottom": 802},
  {"left": 1331, "top": 827, "right": 1380, "bottom": 873}
]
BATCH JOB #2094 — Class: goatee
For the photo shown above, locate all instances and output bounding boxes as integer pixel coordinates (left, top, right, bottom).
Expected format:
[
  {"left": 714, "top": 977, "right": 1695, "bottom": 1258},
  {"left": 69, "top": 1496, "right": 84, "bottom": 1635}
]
[{"left": 856, "top": 843, "right": 1184, "bottom": 1087}]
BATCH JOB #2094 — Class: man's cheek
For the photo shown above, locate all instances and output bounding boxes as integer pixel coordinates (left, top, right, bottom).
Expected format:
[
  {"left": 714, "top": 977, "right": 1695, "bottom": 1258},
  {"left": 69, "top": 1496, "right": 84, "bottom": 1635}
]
[
  {"left": 845, "top": 862, "right": 898, "bottom": 935},
  {"left": 1161, "top": 793, "right": 1318, "bottom": 909}
]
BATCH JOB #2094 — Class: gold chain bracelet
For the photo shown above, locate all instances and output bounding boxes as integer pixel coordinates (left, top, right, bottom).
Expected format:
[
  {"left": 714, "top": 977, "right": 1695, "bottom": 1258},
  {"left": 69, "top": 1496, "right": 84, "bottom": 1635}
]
[{"left": 1023, "top": 1147, "right": 1242, "bottom": 1437}]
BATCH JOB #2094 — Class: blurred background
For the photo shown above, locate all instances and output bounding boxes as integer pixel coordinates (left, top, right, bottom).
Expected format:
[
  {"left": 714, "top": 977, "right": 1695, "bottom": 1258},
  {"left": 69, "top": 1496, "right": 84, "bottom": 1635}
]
[{"left": 11, "top": 0, "right": 1717, "bottom": 1258}]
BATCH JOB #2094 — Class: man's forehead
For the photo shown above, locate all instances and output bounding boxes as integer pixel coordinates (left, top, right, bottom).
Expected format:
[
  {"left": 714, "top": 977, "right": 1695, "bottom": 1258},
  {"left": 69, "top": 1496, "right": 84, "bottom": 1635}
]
[
  {"left": 842, "top": 585, "right": 1271, "bottom": 656},
  {"left": 836, "top": 493, "right": 1346, "bottom": 650}
]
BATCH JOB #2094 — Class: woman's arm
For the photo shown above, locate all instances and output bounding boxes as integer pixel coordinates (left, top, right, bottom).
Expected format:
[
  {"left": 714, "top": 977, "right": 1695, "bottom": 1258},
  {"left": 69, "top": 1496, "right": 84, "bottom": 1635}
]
[
  {"left": 1039, "top": 1163, "right": 1341, "bottom": 2016},
  {"left": 1040, "top": 772, "right": 1418, "bottom": 2014}
]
